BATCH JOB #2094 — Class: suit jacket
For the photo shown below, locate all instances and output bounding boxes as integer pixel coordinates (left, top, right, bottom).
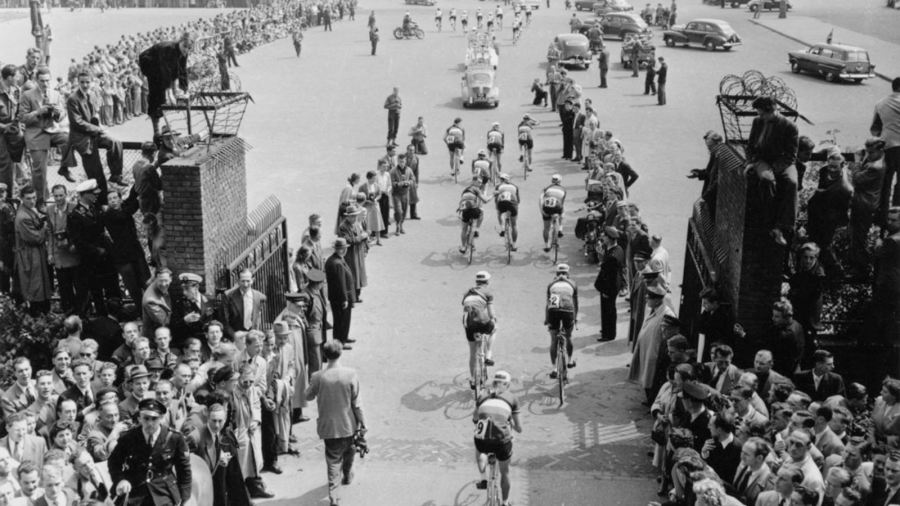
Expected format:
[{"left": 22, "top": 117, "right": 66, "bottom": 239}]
[
  {"left": 325, "top": 253, "right": 355, "bottom": 307},
  {"left": 221, "top": 287, "right": 266, "bottom": 340},
  {"left": 142, "top": 279, "right": 172, "bottom": 339},
  {"left": 867, "top": 477, "right": 900, "bottom": 506},
  {"left": 705, "top": 363, "right": 743, "bottom": 395},
  {"left": 815, "top": 426, "right": 846, "bottom": 458},
  {"left": 745, "top": 112, "right": 799, "bottom": 172},
  {"left": 171, "top": 291, "right": 215, "bottom": 346},
  {"left": 706, "top": 438, "right": 742, "bottom": 487},
  {"left": 1, "top": 380, "right": 36, "bottom": 419},
  {"left": 186, "top": 424, "right": 253, "bottom": 506},
  {"left": 793, "top": 370, "right": 846, "bottom": 402},
  {"left": 594, "top": 245, "right": 624, "bottom": 297},
  {"left": 85, "top": 315, "right": 124, "bottom": 362},
  {"left": 58, "top": 385, "right": 94, "bottom": 421},
  {"left": 52, "top": 369, "right": 73, "bottom": 395},
  {"left": 66, "top": 87, "right": 102, "bottom": 155},
  {"left": 0, "top": 434, "right": 47, "bottom": 467},
  {"left": 18, "top": 86, "right": 68, "bottom": 150},
  {"left": 32, "top": 489, "right": 79, "bottom": 506},
  {"left": 759, "top": 370, "right": 787, "bottom": 402},
  {"left": 734, "top": 463, "right": 775, "bottom": 506},
  {"left": 107, "top": 426, "right": 192, "bottom": 506}
]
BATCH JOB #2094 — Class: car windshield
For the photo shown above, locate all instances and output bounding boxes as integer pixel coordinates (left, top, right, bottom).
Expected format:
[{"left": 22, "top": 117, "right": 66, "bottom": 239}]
[
  {"left": 844, "top": 51, "right": 870, "bottom": 62},
  {"left": 469, "top": 73, "right": 492, "bottom": 85}
]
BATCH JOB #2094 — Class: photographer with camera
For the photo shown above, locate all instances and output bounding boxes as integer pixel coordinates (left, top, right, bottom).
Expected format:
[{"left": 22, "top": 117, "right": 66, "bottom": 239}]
[{"left": 305, "top": 340, "right": 368, "bottom": 506}]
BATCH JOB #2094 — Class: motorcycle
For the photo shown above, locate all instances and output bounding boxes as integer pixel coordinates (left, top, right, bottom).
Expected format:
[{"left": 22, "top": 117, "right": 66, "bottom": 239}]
[
  {"left": 574, "top": 201, "right": 605, "bottom": 264},
  {"left": 393, "top": 22, "right": 425, "bottom": 39}
]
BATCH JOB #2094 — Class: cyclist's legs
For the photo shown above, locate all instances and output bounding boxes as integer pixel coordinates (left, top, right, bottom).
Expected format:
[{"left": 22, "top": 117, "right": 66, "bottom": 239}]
[
  {"left": 509, "top": 214, "right": 518, "bottom": 243},
  {"left": 484, "top": 328, "right": 496, "bottom": 361},
  {"left": 499, "top": 459, "right": 512, "bottom": 502},
  {"left": 563, "top": 318, "right": 574, "bottom": 359},
  {"left": 547, "top": 324, "right": 559, "bottom": 365},
  {"left": 542, "top": 216, "right": 551, "bottom": 246},
  {"left": 555, "top": 213, "right": 564, "bottom": 235},
  {"left": 476, "top": 210, "right": 484, "bottom": 230},
  {"left": 461, "top": 220, "right": 471, "bottom": 250}
]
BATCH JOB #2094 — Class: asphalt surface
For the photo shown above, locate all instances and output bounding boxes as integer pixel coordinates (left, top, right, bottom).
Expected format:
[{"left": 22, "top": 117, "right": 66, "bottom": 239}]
[{"left": 1, "top": 1, "right": 898, "bottom": 504}]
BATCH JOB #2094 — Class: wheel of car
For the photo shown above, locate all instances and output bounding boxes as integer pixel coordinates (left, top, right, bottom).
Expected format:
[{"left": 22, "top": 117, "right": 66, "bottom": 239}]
[
  {"left": 664, "top": 37, "right": 674, "bottom": 47},
  {"left": 825, "top": 72, "right": 837, "bottom": 83},
  {"left": 723, "top": 46, "right": 732, "bottom": 51},
  {"left": 750, "top": 4, "right": 758, "bottom": 11},
  {"left": 415, "top": 28, "right": 425, "bottom": 39},
  {"left": 462, "top": 102, "right": 469, "bottom": 109},
  {"left": 705, "top": 40, "right": 715, "bottom": 51},
  {"left": 584, "top": 63, "right": 590, "bottom": 70},
  {"left": 790, "top": 61, "right": 800, "bottom": 73},
  {"left": 393, "top": 28, "right": 403, "bottom": 39}
]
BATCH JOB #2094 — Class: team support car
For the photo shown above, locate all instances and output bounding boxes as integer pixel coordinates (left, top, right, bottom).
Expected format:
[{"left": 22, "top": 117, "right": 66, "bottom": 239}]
[
  {"left": 663, "top": 19, "right": 742, "bottom": 51},
  {"left": 596, "top": 12, "right": 651, "bottom": 39},
  {"left": 788, "top": 43, "right": 876, "bottom": 83},
  {"left": 748, "top": 0, "right": 791, "bottom": 11},
  {"left": 461, "top": 67, "right": 500, "bottom": 108},
  {"left": 549, "top": 33, "right": 592, "bottom": 69},
  {"left": 512, "top": 0, "right": 541, "bottom": 9},
  {"left": 404, "top": 0, "right": 436, "bottom": 5},
  {"left": 591, "top": 0, "right": 633, "bottom": 15}
]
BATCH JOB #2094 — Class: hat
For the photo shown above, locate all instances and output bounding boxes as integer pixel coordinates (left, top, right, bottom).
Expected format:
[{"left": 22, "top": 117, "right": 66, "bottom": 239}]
[
  {"left": 179, "top": 273, "right": 202, "bottom": 284},
  {"left": 286, "top": 292, "right": 311, "bottom": 304},
  {"left": 126, "top": 365, "right": 151, "bottom": 382},
  {"left": 499, "top": 173, "right": 510, "bottom": 182},
  {"left": 333, "top": 238, "right": 349, "bottom": 250},
  {"left": 556, "top": 263, "right": 570, "bottom": 274},
  {"left": 604, "top": 226, "right": 620, "bottom": 239},
  {"left": 681, "top": 381, "right": 709, "bottom": 401},
  {"left": 492, "top": 370, "right": 511, "bottom": 385},
  {"left": 138, "top": 398, "right": 168, "bottom": 416},
  {"left": 213, "top": 366, "right": 239, "bottom": 385},
  {"left": 551, "top": 174, "right": 561, "bottom": 183},
  {"left": 647, "top": 278, "right": 667, "bottom": 296},
  {"left": 662, "top": 315, "right": 682, "bottom": 328},
  {"left": 160, "top": 125, "right": 180, "bottom": 137},
  {"left": 477, "top": 149, "right": 487, "bottom": 156},
  {"left": 146, "top": 357, "right": 165, "bottom": 370},
  {"left": 0, "top": 183, "right": 7, "bottom": 191},
  {"left": 344, "top": 204, "right": 364, "bottom": 216},
  {"left": 475, "top": 271, "right": 491, "bottom": 282},
  {"left": 307, "top": 269, "right": 326, "bottom": 283},
  {"left": 273, "top": 321, "right": 291, "bottom": 336},
  {"left": 634, "top": 250, "right": 651, "bottom": 261},
  {"left": 75, "top": 179, "right": 99, "bottom": 194}
]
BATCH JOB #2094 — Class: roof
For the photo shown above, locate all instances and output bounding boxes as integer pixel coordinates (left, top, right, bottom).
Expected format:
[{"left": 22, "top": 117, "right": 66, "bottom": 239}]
[
  {"left": 602, "top": 11, "right": 642, "bottom": 19},
  {"left": 557, "top": 33, "right": 589, "bottom": 41},
  {"left": 810, "top": 43, "right": 868, "bottom": 52},
  {"left": 689, "top": 18, "right": 732, "bottom": 25}
]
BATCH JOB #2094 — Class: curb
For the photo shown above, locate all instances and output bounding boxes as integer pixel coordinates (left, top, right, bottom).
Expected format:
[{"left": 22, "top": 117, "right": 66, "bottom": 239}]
[{"left": 749, "top": 19, "right": 893, "bottom": 83}]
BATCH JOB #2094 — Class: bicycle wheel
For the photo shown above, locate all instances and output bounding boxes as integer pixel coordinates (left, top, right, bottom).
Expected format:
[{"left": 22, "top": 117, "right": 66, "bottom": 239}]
[
  {"left": 468, "top": 227, "right": 475, "bottom": 265},
  {"left": 488, "top": 456, "right": 500, "bottom": 506},
  {"left": 474, "top": 336, "right": 484, "bottom": 398},
  {"left": 505, "top": 217, "right": 512, "bottom": 264},
  {"left": 557, "top": 334, "right": 567, "bottom": 406}
]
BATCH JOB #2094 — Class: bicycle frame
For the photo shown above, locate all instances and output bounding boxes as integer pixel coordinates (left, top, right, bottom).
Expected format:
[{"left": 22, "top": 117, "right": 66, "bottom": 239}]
[
  {"left": 550, "top": 214, "right": 561, "bottom": 263},
  {"left": 474, "top": 332, "right": 488, "bottom": 398},
  {"left": 467, "top": 220, "right": 476, "bottom": 264},
  {"left": 503, "top": 211, "right": 513, "bottom": 264},
  {"left": 487, "top": 453, "right": 501, "bottom": 505},
  {"left": 556, "top": 328, "right": 568, "bottom": 406}
]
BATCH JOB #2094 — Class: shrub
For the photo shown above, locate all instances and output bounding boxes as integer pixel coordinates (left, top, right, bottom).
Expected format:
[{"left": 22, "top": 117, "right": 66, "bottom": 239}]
[{"left": 0, "top": 295, "right": 67, "bottom": 390}]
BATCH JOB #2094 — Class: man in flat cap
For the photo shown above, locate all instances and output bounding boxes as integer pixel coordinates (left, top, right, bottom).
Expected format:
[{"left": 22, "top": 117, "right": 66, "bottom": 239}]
[
  {"left": 629, "top": 274, "right": 677, "bottom": 403},
  {"left": 595, "top": 226, "right": 625, "bottom": 342},
  {"left": 68, "top": 179, "right": 122, "bottom": 317},
  {"left": 171, "top": 272, "right": 214, "bottom": 350},
  {"left": 108, "top": 397, "right": 192, "bottom": 506},
  {"left": 628, "top": 249, "right": 652, "bottom": 348}
]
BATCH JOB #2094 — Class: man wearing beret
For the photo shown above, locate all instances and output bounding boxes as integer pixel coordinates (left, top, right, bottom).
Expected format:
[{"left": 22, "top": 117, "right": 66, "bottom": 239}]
[
  {"left": 595, "top": 226, "right": 624, "bottom": 342},
  {"left": 108, "top": 398, "right": 192, "bottom": 506}
]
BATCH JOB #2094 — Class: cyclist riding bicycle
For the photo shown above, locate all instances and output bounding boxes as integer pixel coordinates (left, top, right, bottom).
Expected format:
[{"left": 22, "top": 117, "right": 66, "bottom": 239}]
[
  {"left": 476, "top": 8, "right": 484, "bottom": 27},
  {"left": 473, "top": 370, "right": 522, "bottom": 506},
  {"left": 525, "top": 4, "right": 532, "bottom": 23},
  {"left": 517, "top": 114, "right": 539, "bottom": 168},
  {"left": 495, "top": 173, "right": 520, "bottom": 251},
  {"left": 462, "top": 271, "right": 498, "bottom": 386},
  {"left": 446, "top": 118, "right": 466, "bottom": 175},
  {"left": 486, "top": 122, "right": 505, "bottom": 171},
  {"left": 449, "top": 7, "right": 457, "bottom": 27},
  {"left": 545, "top": 264, "right": 578, "bottom": 377},
  {"left": 496, "top": 6, "right": 503, "bottom": 23},
  {"left": 472, "top": 150, "right": 492, "bottom": 189},
  {"left": 435, "top": 7, "right": 443, "bottom": 28},
  {"left": 459, "top": 176, "right": 493, "bottom": 253},
  {"left": 540, "top": 174, "right": 567, "bottom": 252},
  {"left": 462, "top": 10, "right": 469, "bottom": 31},
  {"left": 487, "top": 12, "right": 495, "bottom": 31},
  {"left": 512, "top": 16, "right": 521, "bottom": 41}
]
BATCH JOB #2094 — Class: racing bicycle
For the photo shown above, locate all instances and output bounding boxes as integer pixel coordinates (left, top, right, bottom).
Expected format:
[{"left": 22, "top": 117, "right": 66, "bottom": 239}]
[
  {"left": 487, "top": 147, "right": 501, "bottom": 186},
  {"left": 473, "top": 331, "right": 490, "bottom": 399},
  {"left": 451, "top": 147, "right": 462, "bottom": 183},
  {"left": 525, "top": 13, "right": 532, "bottom": 27},
  {"left": 553, "top": 327, "right": 569, "bottom": 406},
  {"left": 478, "top": 452, "right": 502, "bottom": 506},
  {"left": 519, "top": 143, "right": 532, "bottom": 179},
  {"left": 549, "top": 213, "right": 561, "bottom": 263},
  {"left": 435, "top": 16, "right": 442, "bottom": 31},
  {"left": 450, "top": 16, "right": 456, "bottom": 30},
  {"left": 465, "top": 218, "right": 477, "bottom": 264},
  {"left": 501, "top": 211, "right": 513, "bottom": 264}
]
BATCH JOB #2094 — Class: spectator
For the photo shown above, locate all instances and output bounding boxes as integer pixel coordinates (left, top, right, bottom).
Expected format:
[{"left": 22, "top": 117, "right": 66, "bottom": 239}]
[
  {"left": 1, "top": 357, "right": 36, "bottom": 419},
  {"left": 794, "top": 349, "right": 846, "bottom": 402},
  {"left": 812, "top": 405, "right": 846, "bottom": 458},
  {"left": 848, "top": 137, "right": 886, "bottom": 277},
  {"left": 0, "top": 412, "right": 47, "bottom": 467},
  {"left": 142, "top": 268, "right": 173, "bottom": 339},
  {"left": 14, "top": 185, "right": 52, "bottom": 315},
  {"left": 705, "top": 345, "right": 741, "bottom": 395},
  {"left": 700, "top": 411, "right": 742, "bottom": 484},
  {"left": 805, "top": 151, "right": 852, "bottom": 278},
  {"left": 871, "top": 77, "right": 900, "bottom": 224},
  {"left": 221, "top": 268, "right": 266, "bottom": 342},
  {"left": 874, "top": 206, "right": 900, "bottom": 370},
  {"left": 185, "top": 403, "right": 252, "bottom": 506},
  {"left": 104, "top": 189, "right": 150, "bottom": 303},
  {"left": 46, "top": 184, "right": 84, "bottom": 315},
  {"left": 68, "top": 179, "right": 121, "bottom": 317}
]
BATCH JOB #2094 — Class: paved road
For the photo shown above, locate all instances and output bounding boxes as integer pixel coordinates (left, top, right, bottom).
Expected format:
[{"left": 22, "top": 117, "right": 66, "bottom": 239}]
[{"left": 1, "top": 1, "right": 896, "bottom": 504}]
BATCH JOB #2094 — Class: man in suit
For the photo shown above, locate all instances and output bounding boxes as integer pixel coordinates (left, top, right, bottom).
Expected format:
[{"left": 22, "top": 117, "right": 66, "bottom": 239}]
[
  {"left": 730, "top": 386, "right": 769, "bottom": 430},
  {"left": 171, "top": 273, "right": 214, "bottom": 350},
  {"left": 572, "top": 102, "right": 586, "bottom": 162},
  {"left": 868, "top": 451, "right": 900, "bottom": 506},
  {"left": 32, "top": 464, "right": 78, "bottom": 506},
  {"left": 780, "top": 430, "right": 825, "bottom": 502},
  {"left": 733, "top": 437, "right": 775, "bottom": 506},
  {"left": 753, "top": 350, "right": 787, "bottom": 402},
  {"left": 756, "top": 467, "right": 804, "bottom": 506},
  {"left": 656, "top": 56, "right": 667, "bottom": 106},
  {"left": 50, "top": 348, "right": 74, "bottom": 395},
  {"left": 67, "top": 70, "right": 124, "bottom": 196},
  {"left": 1, "top": 358, "right": 36, "bottom": 419},
  {"left": 812, "top": 405, "right": 845, "bottom": 458},
  {"left": 595, "top": 226, "right": 624, "bottom": 342},
  {"left": 142, "top": 268, "right": 173, "bottom": 340},
  {"left": 86, "top": 401, "right": 128, "bottom": 463},
  {"left": 325, "top": 238, "right": 356, "bottom": 349},
  {"left": 46, "top": 184, "right": 84, "bottom": 315},
  {"left": 28, "top": 370, "right": 59, "bottom": 434},
  {"left": 185, "top": 403, "right": 252, "bottom": 506},
  {"left": 706, "top": 344, "right": 742, "bottom": 396},
  {"left": 702, "top": 412, "right": 742, "bottom": 485},
  {"left": 794, "top": 349, "right": 845, "bottom": 402},
  {"left": 597, "top": 45, "right": 609, "bottom": 88},
  {"left": 108, "top": 398, "right": 192, "bottom": 506},
  {"left": 0, "top": 412, "right": 47, "bottom": 468},
  {"left": 69, "top": 448, "right": 113, "bottom": 503},
  {"left": 875, "top": 207, "right": 900, "bottom": 377},
  {"left": 222, "top": 268, "right": 267, "bottom": 342},
  {"left": 58, "top": 358, "right": 95, "bottom": 423}
]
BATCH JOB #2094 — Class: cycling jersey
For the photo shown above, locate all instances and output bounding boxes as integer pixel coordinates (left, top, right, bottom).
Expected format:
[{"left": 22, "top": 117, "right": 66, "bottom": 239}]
[
  {"left": 472, "top": 158, "right": 491, "bottom": 179},
  {"left": 446, "top": 126, "right": 465, "bottom": 144},
  {"left": 495, "top": 182, "right": 520, "bottom": 206},
  {"left": 547, "top": 277, "right": 578, "bottom": 313},
  {"left": 474, "top": 392, "right": 520, "bottom": 444},
  {"left": 460, "top": 185, "right": 485, "bottom": 210},
  {"left": 517, "top": 124, "right": 533, "bottom": 140},
  {"left": 487, "top": 130, "right": 504, "bottom": 147},
  {"left": 541, "top": 184, "right": 566, "bottom": 217}
]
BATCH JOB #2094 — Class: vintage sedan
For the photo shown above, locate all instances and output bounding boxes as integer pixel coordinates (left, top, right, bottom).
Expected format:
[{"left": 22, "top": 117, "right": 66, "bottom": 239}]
[
  {"left": 461, "top": 67, "right": 500, "bottom": 108},
  {"left": 591, "top": 0, "right": 633, "bottom": 15},
  {"left": 663, "top": 19, "right": 742, "bottom": 51},
  {"left": 788, "top": 43, "right": 876, "bottom": 83},
  {"left": 574, "top": 0, "right": 597, "bottom": 9},
  {"left": 747, "top": 0, "right": 791, "bottom": 11},
  {"left": 549, "top": 33, "right": 592, "bottom": 69},
  {"left": 596, "top": 12, "right": 650, "bottom": 39}
]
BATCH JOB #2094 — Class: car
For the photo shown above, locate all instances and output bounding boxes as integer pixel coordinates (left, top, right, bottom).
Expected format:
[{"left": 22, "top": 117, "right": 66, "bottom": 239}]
[
  {"left": 404, "top": 0, "right": 436, "bottom": 5},
  {"left": 788, "top": 43, "right": 876, "bottom": 83},
  {"left": 748, "top": 0, "right": 791, "bottom": 11},
  {"left": 461, "top": 66, "right": 500, "bottom": 108},
  {"left": 591, "top": 0, "right": 633, "bottom": 15},
  {"left": 511, "top": 0, "right": 541, "bottom": 9},
  {"left": 549, "top": 33, "right": 592, "bottom": 69},
  {"left": 662, "top": 19, "right": 742, "bottom": 51},
  {"left": 596, "top": 12, "right": 650, "bottom": 39},
  {"left": 574, "top": 0, "right": 596, "bottom": 9}
]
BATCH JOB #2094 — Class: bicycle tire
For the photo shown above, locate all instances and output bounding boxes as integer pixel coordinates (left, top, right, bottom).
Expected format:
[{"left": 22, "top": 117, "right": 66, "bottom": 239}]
[
  {"left": 480, "top": 338, "right": 489, "bottom": 391},
  {"left": 505, "top": 216, "right": 512, "bottom": 264},
  {"left": 488, "top": 455, "right": 500, "bottom": 506},
  {"left": 468, "top": 227, "right": 475, "bottom": 265},
  {"left": 557, "top": 333, "right": 567, "bottom": 406},
  {"left": 474, "top": 335, "right": 484, "bottom": 399},
  {"left": 452, "top": 149, "right": 459, "bottom": 182}
]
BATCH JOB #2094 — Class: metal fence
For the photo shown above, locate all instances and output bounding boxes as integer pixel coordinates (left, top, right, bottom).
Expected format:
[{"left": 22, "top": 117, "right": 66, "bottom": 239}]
[{"left": 217, "top": 196, "right": 289, "bottom": 329}]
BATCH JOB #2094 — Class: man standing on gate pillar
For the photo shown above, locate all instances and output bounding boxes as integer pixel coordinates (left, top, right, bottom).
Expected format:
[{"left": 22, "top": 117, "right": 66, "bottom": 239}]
[{"left": 139, "top": 32, "right": 195, "bottom": 138}]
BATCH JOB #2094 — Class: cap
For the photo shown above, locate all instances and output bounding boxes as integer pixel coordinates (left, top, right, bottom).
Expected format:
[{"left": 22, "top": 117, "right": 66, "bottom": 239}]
[
  {"left": 492, "top": 370, "right": 511, "bottom": 385},
  {"left": 286, "top": 292, "right": 311, "bottom": 303},
  {"left": 491, "top": 122, "right": 500, "bottom": 128},
  {"left": 213, "top": 366, "right": 239, "bottom": 384},
  {"left": 551, "top": 174, "right": 561, "bottom": 183},
  {"left": 477, "top": 149, "right": 487, "bottom": 156},
  {"left": 160, "top": 125, "right": 180, "bottom": 136},
  {"left": 179, "top": 273, "right": 202, "bottom": 284},
  {"left": 343, "top": 204, "right": 364, "bottom": 216},
  {"left": 475, "top": 271, "right": 491, "bottom": 282},
  {"left": 499, "top": 173, "right": 510, "bottom": 182},
  {"left": 307, "top": 269, "right": 326, "bottom": 283},
  {"left": 523, "top": 113, "right": 531, "bottom": 120},
  {"left": 138, "top": 398, "right": 168, "bottom": 416},
  {"left": 333, "top": 238, "right": 349, "bottom": 250},
  {"left": 681, "top": 381, "right": 709, "bottom": 401},
  {"left": 603, "top": 226, "right": 620, "bottom": 239},
  {"left": 146, "top": 357, "right": 165, "bottom": 370},
  {"left": 126, "top": 365, "right": 151, "bottom": 382},
  {"left": 557, "top": 263, "right": 570, "bottom": 274},
  {"left": 634, "top": 250, "right": 651, "bottom": 260},
  {"left": 273, "top": 321, "right": 291, "bottom": 336},
  {"left": 75, "top": 179, "right": 99, "bottom": 193}
]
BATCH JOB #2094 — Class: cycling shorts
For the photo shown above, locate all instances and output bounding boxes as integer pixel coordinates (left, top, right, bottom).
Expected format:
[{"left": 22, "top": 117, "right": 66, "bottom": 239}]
[
  {"left": 517, "top": 138, "right": 533, "bottom": 149},
  {"left": 548, "top": 310, "right": 575, "bottom": 334},
  {"left": 542, "top": 206, "right": 563, "bottom": 220},
  {"left": 487, "top": 142, "right": 503, "bottom": 154},
  {"left": 497, "top": 13, "right": 503, "bottom": 18},
  {"left": 465, "top": 320, "right": 495, "bottom": 342},
  {"left": 497, "top": 200, "right": 518, "bottom": 217},
  {"left": 474, "top": 438, "right": 513, "bottom": 462},
  {"left": 450, "top": 15, "right": 456, "bottom": 19},
  {"left": 447, "top": 141, "right": 465, "bottom": 152},
  {"left": 461, "top": 207, "right": 483, "bottom": 224}
]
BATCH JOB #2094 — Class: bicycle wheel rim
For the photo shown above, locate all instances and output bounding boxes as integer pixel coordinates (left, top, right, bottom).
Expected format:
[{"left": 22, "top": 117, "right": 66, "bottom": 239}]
[{"left": 557, "top": 346, "right": 565, "bottom": 404}]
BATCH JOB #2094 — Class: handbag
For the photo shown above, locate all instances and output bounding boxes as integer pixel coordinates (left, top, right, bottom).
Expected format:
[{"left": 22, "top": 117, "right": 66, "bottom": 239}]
[{"left": 650, "top": 420, "right": 667, "bottom": 446}]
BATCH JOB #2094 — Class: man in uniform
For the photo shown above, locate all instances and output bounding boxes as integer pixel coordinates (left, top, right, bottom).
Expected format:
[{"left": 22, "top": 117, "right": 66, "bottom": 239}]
[
  {"left": 68, "top": 179, "right": 122, "bottom": 317},
  {"left": 301, "top": 269, "right": 328, "bottom": 376},
  {"left": 171, "top": 272, "right": 214, "bottom": 350},
  {"left": 108, "top": 398, "right": 192, "bottom": 506}
]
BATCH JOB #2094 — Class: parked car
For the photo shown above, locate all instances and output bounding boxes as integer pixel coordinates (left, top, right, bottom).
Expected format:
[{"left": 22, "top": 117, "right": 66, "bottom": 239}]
[
  {"left": 512, "top": 0, "right": 541, "bottom": 9},
  {"left": 748, "top": 0, "right": 791, "bottom": 11},
  {"left": 596, "top": 12, "right": 650, "bottom": 39},
  {"left": 788, "top": 43, "right": 876, "bottom": 83},
  {"left": 405, "top": 0, "right": 436, "bottom": 5},
  {"left": 461, "top": 67, "right": 500, "bottom": 108},
  {"left": 574, "top": 0, "right": 597, "bottom": 9},
  {"left": 662, "top": 19, "right": 742, "bottom": 51},
  {"left": 549, "top": 33, "right": 592, "bottom": 69},
  {"left": 591, "top": 0, "right": 633, "bottom": 15}
]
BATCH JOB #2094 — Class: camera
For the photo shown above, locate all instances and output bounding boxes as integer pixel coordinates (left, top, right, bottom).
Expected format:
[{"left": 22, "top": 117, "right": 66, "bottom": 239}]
[{"left": 352, "top": 431, "right": 369, "bottom": 459}]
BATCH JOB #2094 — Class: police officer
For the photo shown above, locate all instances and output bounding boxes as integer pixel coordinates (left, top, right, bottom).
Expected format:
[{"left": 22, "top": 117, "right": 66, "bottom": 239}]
[
  {"left": 68, "top": 179, "right": 122, "bottom": 317},
  {"left": 108, "top": 398, "right": 192, "bottom": 506}
]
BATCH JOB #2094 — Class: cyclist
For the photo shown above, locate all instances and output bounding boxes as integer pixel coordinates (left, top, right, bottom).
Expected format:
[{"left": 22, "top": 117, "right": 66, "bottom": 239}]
[
  {"left": 512, "top": 2, "right": 521, "bottom": 15},
  {"left": 545, "top": 264, "right": 578, "bottom": 377},
  {"left": 495, "top": 6, "right": 504, "bottom": 28},
  {"left": 525, "top": 4, "right": 533, "bottom": 25},
  {"left": 435, "top": 7, "right": 443, "bottom": 30},
  {"left": 472, "top": 150, "right": 492, "bottom": 189},
  {"left": 495, "top": 173, "right": 520, "bottom": 250},
  {"left": 461, "top": 10, "right": 469, "bottom": 31},
  {"left": 517, "top": 114, "right": 539, "bottom": 169},
  {"left": 511, "top": 16, "right": 521, "bottom": 43},
  {"left": 539, "top": 175, "right": 567, "bottom": 253},
  {"left": 486, "top": 122, "right": 505, "bottom": 174},
  {"left": 476, "top": 7, "right": 484, "bottom": 29},
  {"left": 486, "top": 11, "right": 495, "bottom": 31},
  {"left": 472, "top": 370, "right": 522, "bottom": 506},
  {"left": 462, "top": 271, "right": 498, "bottom": 386},
  {"left": 459, "top": 175, "right": 493, "bottom": 253},
  {"left": 445, "top": 117, "right": 466, "bottom": 175},
  {"left": 449, "top": 7, "right": 457, "bottom": 30}
]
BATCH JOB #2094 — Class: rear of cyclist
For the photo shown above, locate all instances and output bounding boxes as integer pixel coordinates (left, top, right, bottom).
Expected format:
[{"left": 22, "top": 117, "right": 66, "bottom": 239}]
[
  {"left": 495, "top": 6, "right": 503, "bottom": 28},
  {"left": 517, "top": 114, "right": 539, "bottom": 169},
  {"left": 539, "top": 174, "right": 567, "bottom": 252},
  {"left": 495, "top": 174, "right": 520, "bottom": 251},
  {"left": 473, "top": 370, "right": 522, "bottom": 506},
  {"left": 462, "top": 272, "right": 498, "bottom": 387},
  {"left": 486, "top": 122, "right": 505, "bottom": 174},
  {"left": 472, "top": 150, "right": 493, "bottom": 189},
  {"left": 545, "top": 264, "right": 578, "bottom": 377},
  {"left": 524, "top": 4, "right": 532, "bottom": 25},
  {"left": 449, "top": 7, "right": 457, "bottom": 30},
  {"left": 459, "top": 176, "right": 493, "bottom": 253},
  {"left": 435, "top": 7, "right": 443, "bottom": 30},
  {"left": 446, "top": 118, "right": 466, "bottom": 175}
]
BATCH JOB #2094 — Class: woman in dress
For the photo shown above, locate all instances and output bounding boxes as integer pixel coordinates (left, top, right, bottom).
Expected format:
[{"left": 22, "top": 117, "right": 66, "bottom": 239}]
[
  {"left": 334, "top": 173, "right": 361, "bottom": 235},
  {"left": 358, "top": 172, "right": 384, "bottom": 245}
]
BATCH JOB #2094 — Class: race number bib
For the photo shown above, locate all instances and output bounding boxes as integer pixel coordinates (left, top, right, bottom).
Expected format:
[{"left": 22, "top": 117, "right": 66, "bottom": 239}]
[
  {"left": 488, "top": 132, "right": 502, "bottom": 144},
  {"left": 474, "top": 419, "right": 489, "bottom": 440},
  {"left": 518, "top": 132, "right": 530, "bottom": 141},
  {"left": 543, "top": 197, "right": 559, "bottom": 208},
  {"left": 499, "top": 191, "right": 513, "bottom": 202},
  {"left": 446, "top": 134, "right": 457, "bottom": 144},
  {"left": 549, "top": 294, "right": 561, "bottom": 309}
]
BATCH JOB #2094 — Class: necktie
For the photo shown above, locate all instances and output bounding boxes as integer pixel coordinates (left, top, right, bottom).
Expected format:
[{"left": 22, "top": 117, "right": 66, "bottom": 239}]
[
  {"left": 735, "top": 467, "right": 751, "bottom": 494},
  {"left": 25, "top": 387, "right": 35, "bottom": 406},
  {"left": 147, "top": 434, "right": 155, "bottom": 447},
  {"left": 712, "top": 370, "right": 724, "bottom": 390},
  {"left": 13, "top": 442, "right": 22, "bottom": 462}
]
